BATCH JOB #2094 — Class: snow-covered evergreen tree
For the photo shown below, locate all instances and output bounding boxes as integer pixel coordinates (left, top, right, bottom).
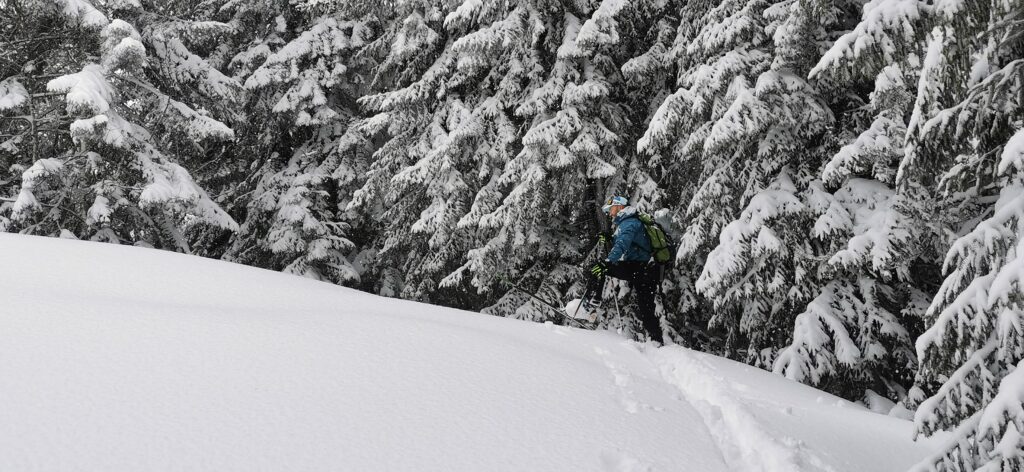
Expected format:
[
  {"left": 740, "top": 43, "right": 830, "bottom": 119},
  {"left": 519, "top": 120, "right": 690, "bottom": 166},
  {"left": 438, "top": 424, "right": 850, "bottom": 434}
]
[
  {"left": 902, "top": 2, "right": 1024, "bottom": 470},
  {"left": 460, "top": 2, "right": 641, "bottom": 326},
  {"left": 224, "top": 1, "right": 374, "bottom": 283},
  {"left": 0, "top": 3, "right": 69, "bottom": 232},
  {"left": 346, "top": 1, "right": 511, "bottom": 302},
  {"left": 626, "top": 0, "right": 924, "bottom": 402},
  {"left": 3, "top": 0, "right": 237, "bottom": 249},
  {"left": 638, "top": 0, "right": 830, "bottom": 362},
  {"left": 816, "top": 0, "right": 1024, "bottom": 464},
  {"left": 485, "top": 13, "right": 607, "bottom": 310},
  {"left": 774, "top": 177, "right": 917, "bottom": 399},
  {"left": 774, "top": 58, "right": 923, "bottom": 401}
]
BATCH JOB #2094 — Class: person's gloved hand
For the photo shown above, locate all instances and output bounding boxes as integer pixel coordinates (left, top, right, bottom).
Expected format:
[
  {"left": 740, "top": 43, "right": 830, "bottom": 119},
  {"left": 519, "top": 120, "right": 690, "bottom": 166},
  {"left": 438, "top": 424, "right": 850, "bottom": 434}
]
[
  {"left": 596, "top": 231, "right": 612, "bottom": 246},
  {"left": 590, "top": 261, "right": 608, "bottom": 277}
]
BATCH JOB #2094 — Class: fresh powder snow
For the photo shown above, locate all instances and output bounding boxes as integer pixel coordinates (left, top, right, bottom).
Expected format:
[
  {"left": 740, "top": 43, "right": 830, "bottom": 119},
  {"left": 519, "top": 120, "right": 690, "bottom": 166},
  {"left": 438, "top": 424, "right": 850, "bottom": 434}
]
[{"left": 0, "top": 234, "right": 941, "bottom": 471}]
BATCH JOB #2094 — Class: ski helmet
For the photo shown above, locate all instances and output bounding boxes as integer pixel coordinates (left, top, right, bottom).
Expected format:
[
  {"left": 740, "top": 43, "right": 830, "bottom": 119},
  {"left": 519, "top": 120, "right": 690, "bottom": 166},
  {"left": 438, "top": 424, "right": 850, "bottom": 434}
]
[{"left": 601, "top": 196, "right": 629, "bottom": 214}]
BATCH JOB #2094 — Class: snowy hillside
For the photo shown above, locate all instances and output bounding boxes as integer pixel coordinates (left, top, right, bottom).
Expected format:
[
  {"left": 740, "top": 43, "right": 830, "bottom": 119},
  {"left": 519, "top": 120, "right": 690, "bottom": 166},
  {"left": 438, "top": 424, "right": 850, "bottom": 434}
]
[{"left": 1, "top": 234, "right": 940, "bottom": 471}]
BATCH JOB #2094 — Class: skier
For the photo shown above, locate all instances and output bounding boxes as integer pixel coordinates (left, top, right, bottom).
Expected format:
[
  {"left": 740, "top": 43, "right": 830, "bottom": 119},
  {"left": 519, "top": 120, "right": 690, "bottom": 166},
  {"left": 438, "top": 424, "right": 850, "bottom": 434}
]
[{"left": 584, "top": 196, "right": 665, "bottom": 345}]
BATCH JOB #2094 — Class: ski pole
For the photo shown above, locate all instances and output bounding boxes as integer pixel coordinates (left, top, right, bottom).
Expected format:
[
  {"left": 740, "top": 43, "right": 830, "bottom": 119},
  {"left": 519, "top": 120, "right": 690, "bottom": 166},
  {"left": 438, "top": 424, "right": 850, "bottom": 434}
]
[
  {"left": 613, "top": 291, "right": 622, "bottom": 334},
  {"left": 572, "top": 282, "right": 592, "bottom": 320}
]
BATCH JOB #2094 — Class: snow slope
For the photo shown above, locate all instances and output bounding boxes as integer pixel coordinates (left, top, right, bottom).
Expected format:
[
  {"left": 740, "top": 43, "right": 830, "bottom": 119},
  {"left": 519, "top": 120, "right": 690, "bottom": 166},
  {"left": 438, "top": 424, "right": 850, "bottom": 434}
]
[{"left": 0, "top": 234, "right": 938, "bottom": 471}]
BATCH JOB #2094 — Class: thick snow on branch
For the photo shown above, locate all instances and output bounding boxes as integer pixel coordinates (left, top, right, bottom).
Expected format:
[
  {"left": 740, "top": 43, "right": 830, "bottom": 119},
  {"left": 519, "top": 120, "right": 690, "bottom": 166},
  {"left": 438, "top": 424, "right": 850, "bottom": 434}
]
[
  {"left": 637, "top": 88, "right": 692, "bottom": 154},
  {"left": 704, "top": 83, "right": 768, "bottom": 153},
  {"left": 0, "top": 78, "right": 28, "bottom": 110},
  {"left": 823, "top": 115, "right": 905, "bottom": 186},
  {"left": 943, "top": 183, "right": 1024, "bottom": 279},
  {"left": 54, "top": 0, "right": 109, "bottom": 28},
  {"left": 911, "top": 338, "right": 999, "bottom": 463},
  {"left": 166, "top": 98, "right": 234, "bottom": 141},
  {"left": 86, "top": 195, "right": 111, "bottom": 225},
  {"left": 824, "top": 179, "right": 906, "bottom": 275},
  {"left": 137, "top": 147, "right": 238, "bottom": 231},
  {"left": 974, "top": 361, "right": 1024, "bottom": 467},
  {"left": 576, "top": 0, "right": 628, "bottom": 49},
  {"left": 688, "top": 0, "right": 766, "bottom": 58},
  {"left": 998, "top": 129, "right": 1024, "bottom": 174},
  {"left": 450, "top": 8, "right": 523, "bottom": 73},
  {"left": 443, "top": 0, "right": 484, "bottom": 31},
  {"left": 151, "top": 36, "right": 240, "bottom": 101},
  {"left": 100, "top": 19, "right": 146, "bottom": 72},
  {"left": 556, "top": 13, "right": 583, "bottom": 59},
  {"left": 774, "top": 282, "right": 862, "bottom": 384},
  {"left": 246, "top": 17, "right": 370, "bottom": 89},
  {"left": 810, "top": 0, "right": 928, "bottom": 79},
  {"left": 697, "top": 170, "right": 803, "bottom": 303},
  {"left": 687, "top": 49, "right": 770, "bottom": 115},
  {"left": 897, "top": 28, "right": 946, "bottom": 184},
  {"left": 11, "top": 158, "right": 64, "bottom": 218},
  {"left": 916, "top": 274, "right": 995, "bottom": 363},
  {"left": 47, "top": 64, "right": 114, "bottom": 115}
]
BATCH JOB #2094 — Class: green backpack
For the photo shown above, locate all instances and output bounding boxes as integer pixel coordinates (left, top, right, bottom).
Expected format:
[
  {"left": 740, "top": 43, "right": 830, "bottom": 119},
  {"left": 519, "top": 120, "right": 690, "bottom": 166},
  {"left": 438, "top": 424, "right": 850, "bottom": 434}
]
[{"left": 637, "top": 213, "right": 677, "bottom": 265}]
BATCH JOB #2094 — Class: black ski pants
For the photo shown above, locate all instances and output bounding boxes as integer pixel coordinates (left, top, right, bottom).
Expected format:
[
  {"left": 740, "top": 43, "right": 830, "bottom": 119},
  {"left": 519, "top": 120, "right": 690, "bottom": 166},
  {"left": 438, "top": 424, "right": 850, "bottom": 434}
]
[{"left": 587, "top": 261, "right": 664, "bottom": 344}]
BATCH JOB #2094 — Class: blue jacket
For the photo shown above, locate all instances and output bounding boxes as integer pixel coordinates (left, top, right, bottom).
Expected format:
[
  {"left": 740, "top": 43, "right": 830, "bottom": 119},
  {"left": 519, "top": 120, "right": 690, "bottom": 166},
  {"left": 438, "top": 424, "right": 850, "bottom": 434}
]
[{"left": 607, "top": 207, "right": 652, "bottom": 263}]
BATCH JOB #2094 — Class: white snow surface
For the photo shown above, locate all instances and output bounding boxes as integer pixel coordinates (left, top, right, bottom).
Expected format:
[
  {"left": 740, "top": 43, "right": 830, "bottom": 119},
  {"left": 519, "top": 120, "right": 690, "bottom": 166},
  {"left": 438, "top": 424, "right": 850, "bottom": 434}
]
[{"left": 0, "top": 234, "right": 940, "bottom": 471}]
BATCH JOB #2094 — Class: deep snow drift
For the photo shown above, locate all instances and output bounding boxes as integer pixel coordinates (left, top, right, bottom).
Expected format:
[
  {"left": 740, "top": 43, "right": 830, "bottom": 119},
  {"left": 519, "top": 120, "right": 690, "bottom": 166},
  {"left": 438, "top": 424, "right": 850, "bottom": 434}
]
[{"left": 1, "top": 234, "right": 939, "bottom": 471}]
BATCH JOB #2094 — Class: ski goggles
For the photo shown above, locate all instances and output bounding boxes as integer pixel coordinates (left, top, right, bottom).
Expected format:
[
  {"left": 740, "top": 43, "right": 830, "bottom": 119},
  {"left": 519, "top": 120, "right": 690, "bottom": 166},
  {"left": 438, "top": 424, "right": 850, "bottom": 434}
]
[{"left": 601, "top": 196, "right": 629, "bottom": 214}]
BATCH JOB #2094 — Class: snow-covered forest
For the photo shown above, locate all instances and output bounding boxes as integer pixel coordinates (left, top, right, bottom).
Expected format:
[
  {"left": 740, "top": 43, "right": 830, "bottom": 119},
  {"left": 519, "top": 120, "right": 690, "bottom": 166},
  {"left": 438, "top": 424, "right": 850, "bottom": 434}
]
[{"left": 1, "top": 1, "right": 1022, "bottom": 470}]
